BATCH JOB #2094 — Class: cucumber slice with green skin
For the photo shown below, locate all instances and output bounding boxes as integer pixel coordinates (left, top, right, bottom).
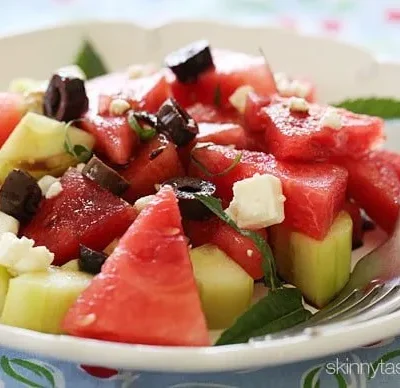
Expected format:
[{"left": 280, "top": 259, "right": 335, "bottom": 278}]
[
  {"left": 0, "top": 266, "right": 12, "bottom": 315},
  {"left": 0, "top": 268, "right": 92, "bottom": 334},
  {"left": 270, "top": 211, "right": 352, "bottom": 308},
  {"left": 61, "top": 259, "right": 79, "bottom": 272},
  {"left": 0, "top": 112, "right": 95, "bottom": 183},
  {"left": 190, "top": 244, "right": 254, "bottom": 330}
]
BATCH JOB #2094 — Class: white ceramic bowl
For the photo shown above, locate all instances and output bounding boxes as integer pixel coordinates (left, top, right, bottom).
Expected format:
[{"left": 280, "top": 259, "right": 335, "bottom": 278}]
[{"left": 1, "top": 20, "right": 400, "bottom": 372}]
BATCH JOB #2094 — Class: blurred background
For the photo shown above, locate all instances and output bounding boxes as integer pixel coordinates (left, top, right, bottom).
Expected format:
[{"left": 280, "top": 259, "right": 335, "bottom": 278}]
[{"left": 0, "top": 0, "right": 399, "bottom": 60}]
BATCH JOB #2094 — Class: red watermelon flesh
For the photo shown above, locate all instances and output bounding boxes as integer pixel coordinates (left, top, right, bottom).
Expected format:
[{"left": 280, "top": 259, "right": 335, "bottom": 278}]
[
  {"left": 0, "top": 92, "right": 26, "bottom": 147},
  {"left": 21, "top": 169, "right": 137, "bottom": 266},
  {"left": 198, "top": 123, "right": 247, "bottom": 149},
  {"left": 87, "top": 72, "right": 170, "bottom": 114},
  {"left": 337, "top": 155, "right": 400, "bottom": 235},
  {"left": 252, "top": 97, "right": 384, "bottom": 162},
  {"left": 370, "top": 150, "right": 400, "bottom": 180},
  {"left": 187, "top": 103, "right": 240, "bottom": 124},
  {"left": 189, "top": 145, "right": 348, "bottom": 240},
  {"left": 63, "top": 187, "right": 210, "bottom": 347},
  {"left": 168, "top": 49, "right": 277, "bottom": 109},
  {"left": 184, "top": 218, "right": 265, "bottom": 279},
  {"left": 121, "top": 134, "right": 185, "bottom": 202},
  {"left": 81, "top": 113, "right": 138, "bottom": 165}
]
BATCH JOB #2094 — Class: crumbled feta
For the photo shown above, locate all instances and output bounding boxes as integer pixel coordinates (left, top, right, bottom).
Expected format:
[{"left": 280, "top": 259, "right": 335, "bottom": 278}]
[
  {"left": 127, "top": 63, "right": 157, "bottom": 79},
  {"left": 0, "top": 233, "right": 54, "bottom": 275},
  {"left": 109, "top": 98, "right": 131, "bottom": 116},
  {"left": 274, "top": 72, "right": 311, "bottom": 99},
  {"left": 45, "top": 181, "right": 63, "bottom": 199},
  {"left": 37, "top": 175, "right": 59, "bottom": 197},
  {"left": 225, "top": 173, "right": 286, "bottom": 230},
  {"left": 76, "top": 163, "right": 86, "bottom": 172},
  {"left": 247, "top": 249, "right": 253, "bottom": 257},
  {"left": 320, "top": 108, "right": 342, "bottom": 130},
  {"left": 0, "top": 212, "right": 19, "bottom": 236},
  {"left": 288, "top": 96, "right": 309, "bottom": 112},
  {"left": 134, "top": 195, "right": 156, "bottom": 213},
  {"left": 228, "top": 85, "right": 255, "bottom": 114}
]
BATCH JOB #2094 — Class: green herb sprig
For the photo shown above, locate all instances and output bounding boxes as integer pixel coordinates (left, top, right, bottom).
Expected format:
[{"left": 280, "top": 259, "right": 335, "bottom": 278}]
[{"left": 333, "top": 97, "right": 400, "bottom": 119}]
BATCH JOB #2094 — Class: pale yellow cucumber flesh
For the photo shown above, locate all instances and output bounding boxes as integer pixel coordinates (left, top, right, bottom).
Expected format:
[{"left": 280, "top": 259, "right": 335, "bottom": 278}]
[
  {"left": 0, "top": 112, "right": 95, "bottom": 183},
  {"left": 190, "top": 244, "right": 254, "bottom": 330},
  {"left": 0, "top": 266, "right": 12, "bottom": 315},
  {"left": 61, "top": 259, "right": 80, "bottom": 272},
  {"left": 1, "top": 268, "right": 92, "bottom": 334},
  {"left": 270, "top": 211, "right": 353, "bottom": 308}
]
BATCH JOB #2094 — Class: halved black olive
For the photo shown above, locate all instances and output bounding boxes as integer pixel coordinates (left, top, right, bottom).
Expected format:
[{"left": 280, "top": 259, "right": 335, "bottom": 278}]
[
  {"left": 165, "top": 40, "right": 214, "bottom": 83},
  {"left": 44, "top": 74, "right": 89, "bottom": 122},
  {"left": 78, "top": 245, "right": 108, "bottom": 275},
  {"left": 156, "top": 98, "right": 198, "bottom": 147},
  {"left": 82, "top": 156, "right": 130, "bottom": 196},
  {"left": 0, "top": 169, "right": 41, "bottom": 222},
  {"left": 162, "top": 177, "right": 216, "bottom": 220},
  {"left": 362, "top": 215, "right": 375, "bottom": 231}
]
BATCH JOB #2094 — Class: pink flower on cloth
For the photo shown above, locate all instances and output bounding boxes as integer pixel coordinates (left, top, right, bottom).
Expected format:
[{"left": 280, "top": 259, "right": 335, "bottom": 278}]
[
  {"left": 322, "top": 19, "right": 342, "bottom": 33},
  {"left": 386, "top": 8, "right": 400, "bottom": 23}
]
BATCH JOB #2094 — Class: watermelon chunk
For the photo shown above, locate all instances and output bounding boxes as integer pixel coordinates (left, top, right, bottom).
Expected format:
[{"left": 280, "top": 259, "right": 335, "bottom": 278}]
[
  {"left": 21, "top": 168, "right": 137, "bottom": 265},
  {"left": 246, "top": 97, "right": 384, "bottom": 162},
  {"left": 189, "top": 145, "right": 348, "bottom": 240},
  {"left": 187, "top": 103, "right": 240, "bottom": 124},
  {"left": 168, "top": 49, "right": 277, "bottom": 109},
  {"left": 81, "top": 113, "right": 138, "bottom": 165},
  {"left": 184, "top": 218, "right": 266, "bottom": 279},
  {"left": 0, "top": 92, "right": 26, "bottom": 147},
  {"left": 370, "top": 150, "right": 400, "bottom": 180},
  {"left": 63, "top": 187, "right": 210, "bottom": 346},
  {"left": 121, "top": 134, "right": 185, "bottom": 202},
  {"left": 337, "top": 155, "right": 400, "bottom": 234},
  {"left": 197, "top": 123, "right": 247, "bottom": 149},
  {"left": 87, "top": 71, "right": 170, "bottom": 114}
]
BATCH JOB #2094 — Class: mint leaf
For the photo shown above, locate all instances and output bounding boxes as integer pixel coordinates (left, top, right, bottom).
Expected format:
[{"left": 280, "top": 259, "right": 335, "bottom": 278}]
[
  {"left": 216, "top": 288, "right": 312, "bottom": 345},
  {"left": 195, "top": 195, "right": 281, "bottom": 289},
  {"left": 213, "top": 84, "right": 222, "bottom": 107},
  {"left": 333, "top": 97, "right": 400, "bottom": 119},
  {"left": 64, "top": 126, "right": 92, "bottom": 163},
  {"left": 128, "top": 113, "right": 156, "bottom": 141},
  {"left": 75, "top": 40, "right": 108, "bottom": 80},
  {"left": 191, "top": 150, "right": 242, "bottom": 177}
]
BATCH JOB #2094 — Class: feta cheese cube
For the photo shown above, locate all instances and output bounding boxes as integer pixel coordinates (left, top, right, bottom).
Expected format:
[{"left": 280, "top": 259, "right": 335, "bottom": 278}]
[
  {"left": 288, "top": 97, "right": 309, "bottom": 112},
  {"left": 109, "top": 98, "right": 131, "bottom": 116},
  {"left": 37, "top": 175, "right": 59, "bottom": 196},
  {"left": 45, "top": 181, "right": 63, "bottom": 199},
  {"left": 57, "top": 64, "right": 86, "bottom": 80},
  {"left": 274, "top": 72, "right": 311, "bottom": 99},
  {"left": 290, "top": 79, "right": 311, "bottom": 99},
  {"left": 229, "top": 85, "right": 254, "bottom": 113},
  {"left": 320, "top": 108, "right": 342, "bottom": 130},
  {"left": 0, "top": 212, "right": 19, "bottom": 236},
  {"left": 225, "top": 173, "right": 286, "bottom": 229},
  {"left": 0, "top": 233, "right": 54, "bottom": 275}
]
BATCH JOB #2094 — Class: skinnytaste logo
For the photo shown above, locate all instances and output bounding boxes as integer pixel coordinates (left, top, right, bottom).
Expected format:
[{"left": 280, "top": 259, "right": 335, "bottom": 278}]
[{"left": 326, "top": 357, "right": 400, "bottom": 379}]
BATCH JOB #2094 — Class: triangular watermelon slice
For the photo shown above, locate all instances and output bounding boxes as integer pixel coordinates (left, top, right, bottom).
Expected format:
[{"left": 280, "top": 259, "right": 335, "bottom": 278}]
[{"left": 63, "top": 186, "right": 210, "bottom": 346}]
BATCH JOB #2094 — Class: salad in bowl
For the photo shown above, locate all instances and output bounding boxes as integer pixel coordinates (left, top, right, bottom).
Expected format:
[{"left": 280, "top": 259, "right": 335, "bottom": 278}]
[{"left": 0, "top": 39, "right": 398, "bottom": 348}]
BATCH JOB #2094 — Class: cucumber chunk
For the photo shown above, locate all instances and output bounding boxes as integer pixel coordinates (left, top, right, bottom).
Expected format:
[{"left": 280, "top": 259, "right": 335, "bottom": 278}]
[
  {"left": 270, "top": 211, "right": 352, "bottom": 308},
  {"left": 190, "top": 244, "right": 254, "bottom": 329},
  {"left": 1, "top": 268, "right": 92, "bottom": 334},
  {"left": 0, "top": 112, "right": 95, "bottom": 183}
]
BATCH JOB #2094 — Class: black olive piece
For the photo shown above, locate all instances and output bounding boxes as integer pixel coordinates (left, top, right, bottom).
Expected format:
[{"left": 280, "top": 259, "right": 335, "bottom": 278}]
[
  {"left": 44, "top": 74, "right": 89, "bottom": 122},
  {"left": 156, "top": 98, "right": 199, "bottom": 147},
  {"left": 78, "top": 245, "right": 108, "bottom": 275},
  {"left": 165, "top": 40, "right": 214, "bottom": 83},
  {"left": 131, "top": 111, "right": 159, "bottom": 128},
  {"left": 162, "top": 177, "right": 216, "bottom": 220},
  {"left": 82, "top": 156, "right": 130, "bottom": 196},
  {"left": 352, "top": 239, "right": 364, "bottom": 250},
  {"left": 362, "top": 216, "right": 375, "bottom": 231},
  {"left": 0, "top": 169, "right": 41, "bottom": 222},
  {"left": 149, "top": 146, "right": 166, "bottom": 161}
]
